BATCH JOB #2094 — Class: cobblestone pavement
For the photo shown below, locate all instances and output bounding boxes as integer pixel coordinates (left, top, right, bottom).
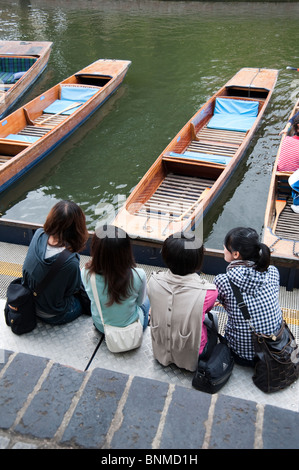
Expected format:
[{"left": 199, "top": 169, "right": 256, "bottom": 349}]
[{"left": 0, "top": 349, "right": 299, "bottom": 450}]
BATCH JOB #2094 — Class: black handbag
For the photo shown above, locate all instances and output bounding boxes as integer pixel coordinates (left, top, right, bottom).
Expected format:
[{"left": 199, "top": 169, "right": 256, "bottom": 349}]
[
  {"left": 229, "top": 280, "right": 299, "bottom": 393},
  {"left": 192, "top": 311, "right": 234, "bottom": 394},
  {"left": 75, "top": 283, "right": 91, "bottom": 315},
  {"left": 4, "top": 249, "right": 71, "bottom": 335}
]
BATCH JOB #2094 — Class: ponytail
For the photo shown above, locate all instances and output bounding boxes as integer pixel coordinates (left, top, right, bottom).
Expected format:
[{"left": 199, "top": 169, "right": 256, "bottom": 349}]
[
  {"left": 224, "top": 227, "right": 270, "bottom": 272},
  {"left": 256, "top": 242, "right": 270, "bottom": 272}
]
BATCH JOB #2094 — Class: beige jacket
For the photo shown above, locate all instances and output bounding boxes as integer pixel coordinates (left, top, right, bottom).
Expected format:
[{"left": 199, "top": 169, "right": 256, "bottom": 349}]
[{"left": 148, "top": 270, "right": 217, "bottom": 372}]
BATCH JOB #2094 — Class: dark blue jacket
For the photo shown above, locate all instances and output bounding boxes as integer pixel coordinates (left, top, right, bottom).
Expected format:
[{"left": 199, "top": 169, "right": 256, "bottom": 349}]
[{"left": 22, "top": 228, "right": 81, "bottom": 316}]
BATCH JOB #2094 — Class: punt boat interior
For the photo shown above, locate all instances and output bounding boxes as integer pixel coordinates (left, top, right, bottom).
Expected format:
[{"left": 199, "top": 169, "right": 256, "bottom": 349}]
[
  {"left": 113, "top": 68, "right": 278, "bottom": 244},
  {"left": 0, "top": 59, "right": 131, "bottom": 193},
  {"left": 0, "top": 40, "right": 52, "bottom": 118},
  {"left": 263, "top": 97, "right": 299, "bottom": 263}
]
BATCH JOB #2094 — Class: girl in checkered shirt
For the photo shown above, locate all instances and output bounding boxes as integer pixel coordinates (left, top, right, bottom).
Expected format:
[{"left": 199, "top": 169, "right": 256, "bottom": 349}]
[{"left": 214, "top": 227, "right": 283, "bottom": 367}]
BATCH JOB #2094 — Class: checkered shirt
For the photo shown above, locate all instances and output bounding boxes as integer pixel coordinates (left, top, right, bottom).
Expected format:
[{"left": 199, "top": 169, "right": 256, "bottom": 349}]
[{"left": 214, "top": 265, "right": 283, "bottom": 361}]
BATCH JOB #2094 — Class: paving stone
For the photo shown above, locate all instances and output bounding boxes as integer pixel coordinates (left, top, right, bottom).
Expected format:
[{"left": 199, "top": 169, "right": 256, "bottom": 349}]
[
  {"left": 0, "top": 435, "right": 10, "bottom": 449},
  {"left": 0, "top": 353, "right": 48, "bottom": 429},
  {"left": 15, "top": 362, "right": 85, "bottom": 439},
  {"left": 0, "top": 349, "right": 14, "bottom": 371},
  {"left": 12, "top": 441, "right": 38, "bottom": 449},
  {"left": 262, "top": 404, "right": 299, "bottom": 449},
  {"left": 60, "top": 367, "right": 128, "bottom": 448},
  {"left": 160, "top": 386, "right": 212, "bottom": 449},
  {"left": 209, "top": 395, "right": 257, "bottom": 449},
  {"left": 111, "top": 376, "right": 169, "bottom": 449}
]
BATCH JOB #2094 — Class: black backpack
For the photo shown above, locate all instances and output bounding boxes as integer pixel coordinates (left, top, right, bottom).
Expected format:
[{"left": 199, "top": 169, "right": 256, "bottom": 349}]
[
  {"left": 4, "top": 249, "right": 71, "bottom": 335},
  {"left": 192, "top": 336, "right": 234, "bottom": 394},
  {"left": 192, "top": 311, "right": 234, "bottom": 394}
]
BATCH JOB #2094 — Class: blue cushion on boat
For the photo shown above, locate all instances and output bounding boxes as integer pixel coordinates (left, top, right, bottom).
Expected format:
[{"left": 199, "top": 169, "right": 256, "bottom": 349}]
[
  {"left": 207, "top": 97, "right": 259, "bottom": 132},
  {"left": 0, "top": 71, "right": 15, "bottom": 84},
  {"left": 5, "top": 134, "right": 39, "bottom": 143},
  {"left": 60, "top": 86, "right": 98, "bottom": 102},
  {"left": 43, "top": 87, "right": 98, "bottom": 115},
  {"left": 43, "top": 99, "right": 82, "bottom": 115},
  {"left": 168, "top": 151, "right": 231, "bottom": 165}
]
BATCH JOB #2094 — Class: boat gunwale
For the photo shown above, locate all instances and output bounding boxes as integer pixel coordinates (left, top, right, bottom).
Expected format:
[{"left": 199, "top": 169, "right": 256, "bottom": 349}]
[{"left": 263, "top": 97, "right": 299, "bottom": 261}]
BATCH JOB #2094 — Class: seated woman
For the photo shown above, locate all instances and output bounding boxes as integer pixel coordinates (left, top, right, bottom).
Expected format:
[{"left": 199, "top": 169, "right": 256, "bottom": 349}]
[
  {"left": 148, "top": 232, "right": 218, "bottom": 372},
  {"left": 22, "top": 200, "right": 89, "bottom": 324},
  {"left": 277, "top": 114, "right": 299, "bottom": 172},
  {"left": 81, "top": 225, "right": 150, "bottom": 335},
  {"left": 214, "top": 227, "right": 283, "bottom": 367}
]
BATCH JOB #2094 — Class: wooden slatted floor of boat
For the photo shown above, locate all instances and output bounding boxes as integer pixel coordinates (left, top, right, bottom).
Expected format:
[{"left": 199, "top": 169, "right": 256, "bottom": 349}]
[
  {"left": 276, "top": 197, "right": 299, "bottom": 241},
  {"left": 0, "top": 115, "right": 67, "bottom": 164},
  {"left": 134, "top": 173, "right": 214, "bottom": 219},
  {"left": 186, "top": 126, "right": 247, "bottom": 156}
]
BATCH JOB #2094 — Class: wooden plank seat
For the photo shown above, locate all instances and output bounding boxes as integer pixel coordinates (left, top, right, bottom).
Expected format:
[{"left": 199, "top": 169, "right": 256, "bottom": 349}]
[
  {"left": 165, "top": 151, "right": 231, "bottom": 165},
  {"left": 134, "top": 173, "right": 214, "bottom": 220}
]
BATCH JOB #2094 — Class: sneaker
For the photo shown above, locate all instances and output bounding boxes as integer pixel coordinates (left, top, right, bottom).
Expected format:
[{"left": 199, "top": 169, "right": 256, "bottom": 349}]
[{"left": 291, "top": 205, "right": 299, "bottom": 214}]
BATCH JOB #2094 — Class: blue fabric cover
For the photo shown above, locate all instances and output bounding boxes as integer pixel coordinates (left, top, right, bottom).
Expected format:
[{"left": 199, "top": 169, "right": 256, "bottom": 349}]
[
  {"left": 60, "top": 86, "right": 98, "bottom": 102},
  {"left": 43, "top": 99, "right": 82, "bottom": 115},
  {"left": 169, "top": 151, "right": 231, "bottom": 165},
  {"left": 5, "top": 134, "right": 39, "bottom": 143},
  {"left": 43, "top": 86, "right": 99, "bottom": 115},
  {"left": 207, "top": 97, "right": 259, "bottom": 132}
]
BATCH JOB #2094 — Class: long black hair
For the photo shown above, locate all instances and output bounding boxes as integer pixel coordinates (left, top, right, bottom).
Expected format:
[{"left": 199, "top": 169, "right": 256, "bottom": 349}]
[{"left": 224, "top": 227, "right": 270, "bottom": 272}]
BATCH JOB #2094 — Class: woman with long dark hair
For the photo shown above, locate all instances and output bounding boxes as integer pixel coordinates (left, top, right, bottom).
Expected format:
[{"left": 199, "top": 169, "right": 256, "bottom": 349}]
[
  {"left": 22, "top": 200, "right": 89, "bottom": 324},
  {"left": 214, "top": 227, "right": 283, "bottom": 366},
  {"left": 81, "top": 225, "right": 149, "bottom": 334}
]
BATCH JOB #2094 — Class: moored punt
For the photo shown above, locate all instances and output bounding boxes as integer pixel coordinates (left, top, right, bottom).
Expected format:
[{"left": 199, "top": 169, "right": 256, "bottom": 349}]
[
  {"left": 263, "top": 97, "right": 299, "bottom": 264},
  {"left": 113, "top": 68, "right": 278, "bottom": 244},
  {"left": 0, "top": 40, "right": 52, "bottom": 119},
  {"left": 0, "top": 58, "right": 131, "bottom": 193}
]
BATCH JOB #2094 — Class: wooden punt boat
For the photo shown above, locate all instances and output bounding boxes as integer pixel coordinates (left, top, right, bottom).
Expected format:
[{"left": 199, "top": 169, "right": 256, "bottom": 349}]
[
  {"left": 0, "top": 58, "right": 131, "bottom": 193},
  {"left": 0, "top": 40, "right": 52, "bottom": 119},
  {"left": 113, "top": 68, "right": 278, "bottom": 243},
  {"left": 263, "top": 97, "right": 299, "bottom": 263}
]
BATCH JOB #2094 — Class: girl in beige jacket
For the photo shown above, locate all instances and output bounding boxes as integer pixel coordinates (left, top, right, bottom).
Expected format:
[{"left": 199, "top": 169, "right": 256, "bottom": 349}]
[{"left": 148, "top": 232, "right": 217, "bottom": 372}]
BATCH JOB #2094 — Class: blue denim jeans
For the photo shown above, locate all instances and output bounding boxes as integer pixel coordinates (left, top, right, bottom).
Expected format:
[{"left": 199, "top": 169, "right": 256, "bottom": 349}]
[
  {"left": 140, "top": 296, "right": 150, "bottom": 331},
  {"left": 40, "top": 296, "right": 83, "bottom": 325}
]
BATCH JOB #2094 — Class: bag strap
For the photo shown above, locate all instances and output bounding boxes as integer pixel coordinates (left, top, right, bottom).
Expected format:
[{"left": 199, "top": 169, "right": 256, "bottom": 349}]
[
  {"left": 90, "top": 273, "right": 105, "bottom": 327},
  {"left": 34, "top": 249, "right": 72, "bottom": 295},
  {"left": 228, "top": 280, "right": 251, "bottom": 321}
]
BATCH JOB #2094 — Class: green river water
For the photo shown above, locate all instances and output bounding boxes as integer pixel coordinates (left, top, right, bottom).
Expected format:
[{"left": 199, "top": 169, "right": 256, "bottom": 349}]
[{"left": 0, "top": 0, "right": 299, "bottom": 250}]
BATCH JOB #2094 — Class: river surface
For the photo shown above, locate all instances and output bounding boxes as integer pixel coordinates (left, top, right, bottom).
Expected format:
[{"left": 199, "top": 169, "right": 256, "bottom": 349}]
[{"left": 0, "top": 1, "right": 299, "bottom": 250}]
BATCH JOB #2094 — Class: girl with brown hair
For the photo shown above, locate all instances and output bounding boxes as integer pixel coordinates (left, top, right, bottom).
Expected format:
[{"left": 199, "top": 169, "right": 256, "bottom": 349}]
[
  {"left": 81, "top": 224, "right": 149, "bottom": 334},
  {"left": 22, "top": 200, "right": 89, "bottom": 324}
]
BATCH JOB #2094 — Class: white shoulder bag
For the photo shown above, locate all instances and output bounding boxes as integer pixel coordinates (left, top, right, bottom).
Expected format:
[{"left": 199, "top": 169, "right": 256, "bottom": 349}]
[{"left": 90, "top": 273, "right": 143, "bottom": 353}]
